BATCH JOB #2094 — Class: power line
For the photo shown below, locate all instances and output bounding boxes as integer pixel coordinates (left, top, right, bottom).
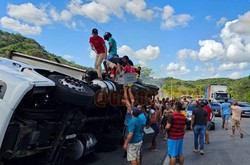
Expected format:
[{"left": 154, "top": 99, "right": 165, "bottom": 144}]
[{"left": 70, "top": 0, "right": 106, "bottom": 33}]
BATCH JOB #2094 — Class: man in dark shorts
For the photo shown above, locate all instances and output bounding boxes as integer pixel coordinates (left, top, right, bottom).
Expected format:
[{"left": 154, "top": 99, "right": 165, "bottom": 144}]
[{"left": 165, "top": 101, "right": 187, "bottom": 165}]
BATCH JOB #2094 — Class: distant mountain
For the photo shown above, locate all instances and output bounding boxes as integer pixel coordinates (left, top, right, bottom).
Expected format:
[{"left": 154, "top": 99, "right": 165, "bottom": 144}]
[
  {"left": 0, "top": 30, "right": 249, "bottom": 102},
  {"left": 0, "top": 30, "right": 88, "bottom": 69}
]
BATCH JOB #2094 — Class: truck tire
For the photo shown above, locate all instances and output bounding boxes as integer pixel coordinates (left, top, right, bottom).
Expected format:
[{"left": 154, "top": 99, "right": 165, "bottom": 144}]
[{"left": 48, "top": 74, "right": 94, "bottom": 106}]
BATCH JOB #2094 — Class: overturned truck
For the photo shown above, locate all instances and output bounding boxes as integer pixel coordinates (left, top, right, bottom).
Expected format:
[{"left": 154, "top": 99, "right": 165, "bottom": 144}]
[{"left": 0, "top": 52, "right": 159, "bottom": 164}]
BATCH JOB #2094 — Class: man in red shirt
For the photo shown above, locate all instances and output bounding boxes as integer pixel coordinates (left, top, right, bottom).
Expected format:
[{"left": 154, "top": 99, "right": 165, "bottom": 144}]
[
  {"left": 203, "top": 100, "right": 214, "bottom": 144},
  {"left": 89, "top": 28, "right": 107, "bottom": 79}
]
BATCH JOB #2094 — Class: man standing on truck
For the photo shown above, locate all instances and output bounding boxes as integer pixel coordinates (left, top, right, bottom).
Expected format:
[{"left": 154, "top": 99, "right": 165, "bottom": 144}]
[
  {"left": 220, "top": 99, "right": 231, "bottom": 130},
  {"left": 103, "top": 32, "right": 118, "bottom": 76},
  {"left": 89, "top": 28, "right": 107, "bottom": 79}
]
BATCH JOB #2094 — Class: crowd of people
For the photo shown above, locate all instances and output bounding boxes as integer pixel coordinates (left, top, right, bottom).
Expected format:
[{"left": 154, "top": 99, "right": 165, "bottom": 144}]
[
  {"left": 88, "top": 28, "right": 244, "bottom": 165},
  {"left": 120, "top": 96, "right": 244, "bottom": 165}
]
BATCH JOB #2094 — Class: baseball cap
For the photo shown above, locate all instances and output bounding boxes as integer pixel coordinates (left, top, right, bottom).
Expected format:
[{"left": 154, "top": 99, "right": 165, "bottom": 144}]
[
  {"left": 92, "top": 28, "right": 98, "bottom": 34},
  {"left": 131, "top": 106, "right": 141, "bottom": 116}
]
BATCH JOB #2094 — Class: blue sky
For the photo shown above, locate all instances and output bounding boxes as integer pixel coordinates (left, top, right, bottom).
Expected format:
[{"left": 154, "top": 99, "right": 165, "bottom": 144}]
[{"left": 1, "top": 0, "right": 250, "bottom": 80}]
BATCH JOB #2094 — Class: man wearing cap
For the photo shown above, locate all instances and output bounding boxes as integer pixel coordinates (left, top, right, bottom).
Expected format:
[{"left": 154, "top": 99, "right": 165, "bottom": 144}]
[
  {"left": 123, "top": 106, "right": 143, "bottom": 165},
  {"left": 103, "top": 32, "right": 118, "bottom": 76},
  {"left": 89, "top": 28, "right": 107, "bottom": 79}
]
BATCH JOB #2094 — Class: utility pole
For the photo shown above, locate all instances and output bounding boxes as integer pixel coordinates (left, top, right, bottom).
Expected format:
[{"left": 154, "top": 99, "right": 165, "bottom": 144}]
[{"left": 171, "top": 79, "right": 172, "bottom": 100}]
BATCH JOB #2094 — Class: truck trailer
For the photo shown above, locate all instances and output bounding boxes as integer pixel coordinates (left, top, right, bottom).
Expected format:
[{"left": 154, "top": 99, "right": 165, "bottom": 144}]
[
  {"left": 204, "top": 85, "right": 228, "bottom": 103},
  {"left": 0, "top": 52, "right": 159, "bottom": 165}
]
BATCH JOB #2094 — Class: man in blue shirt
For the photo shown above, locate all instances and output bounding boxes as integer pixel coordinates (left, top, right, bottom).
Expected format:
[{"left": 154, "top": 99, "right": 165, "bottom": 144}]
[
  {"left": 103, "top": 32, "right": 118, "bottom": 76},
  {"left": 123, "top": 107, "right": 143, "bottom": 165},
  {"left": 220, "top": 99, "right": 231, "bottom": 130}
]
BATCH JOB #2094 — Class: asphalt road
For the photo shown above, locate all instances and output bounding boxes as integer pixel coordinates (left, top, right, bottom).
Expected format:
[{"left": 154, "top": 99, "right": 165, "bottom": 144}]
[
  {"left": 75, "top": 130, "right": 168, "bottom": 165},
  {"left": 163, "top": 116, "right": 250, "bottom": 165},
  {"left": 75, "top": 116, "right": 250, "bottom": 165}
]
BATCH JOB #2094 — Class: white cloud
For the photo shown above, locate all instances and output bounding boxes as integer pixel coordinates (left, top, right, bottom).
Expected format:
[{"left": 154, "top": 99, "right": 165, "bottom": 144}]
[
  {"left": 62, "top": 54, "right": 75, "bottom": 60},
  {"left": 7, "top": 3, "right": 51, "bottom": 25},
  {"left": 125, "top": 0, "right": 153, "bottom": 20},
  {"left": 134, "top": 45, "right": 160, "bottom": 60},
  {"left": 118, "top": 45, "right": 134, "bottom": 57},
  {"left": 177, "top": 49, "right": 198, "bottom": 60},
  {"left": 220, "top": 12, "right": 250, "bottom": 63},
  {"left": 50, "top": 8, "right": 72, "bottom": 22},
  {"left": 205, "top": 15, "right": 213, "bottom": 21},
  {"left": 167, "top": 8, "right": 250, "bottom": 80},
  {"left": 194, "top": 63, "right": 220, "bottom": 79},
  {"left": 228, "top": 72, "right": 241, "bottom": 79},
  {"left": 219, "top": 62, "right": 249, "bottom": 71},
  {"left": 216, "top": 17, "right": 227, "bottom": 27},
  {"left": 89, "top": 51, "right": 96, "bottom": 59},
  {"left": 163, "top": 62, "right": 191, "bottom": 77},
  {"left": 198, "top": 40, "right": 224, "bottom": 61},
  {"left": 0, "top": 16, "right": 41, "bottom": 35},
  {"left": 68, "top": 1, "right": 110, "bottom": 23},
  {"left": 229, "top": 11, "right": 250, "bottom": 35},
  {"left": 68, "top": 0, "right": 153, "bottom": 23},
  {"left": 161, "top": 5, "right": 193, "bottom": 30},
  {"left": 118, "top": 45, "right": 160, "bottom": 61}
]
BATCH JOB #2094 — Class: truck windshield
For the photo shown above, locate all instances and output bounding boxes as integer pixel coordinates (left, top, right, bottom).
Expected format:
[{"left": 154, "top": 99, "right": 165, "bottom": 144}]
[{"left": 215, "top": 93, "right": 228, "bottom": 100}]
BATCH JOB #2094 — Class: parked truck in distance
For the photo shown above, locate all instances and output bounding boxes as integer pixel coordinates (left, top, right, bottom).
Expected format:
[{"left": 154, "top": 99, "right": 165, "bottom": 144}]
[{"left": 204, "top": 85, "right": 228, "bottom": 103}]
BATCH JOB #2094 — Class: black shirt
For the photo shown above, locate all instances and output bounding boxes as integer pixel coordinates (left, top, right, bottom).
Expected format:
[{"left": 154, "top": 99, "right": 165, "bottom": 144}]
[
  {"left": 192, "top": 107, "right": 207, "bottom": 125},
  {"left": 109, "top": 57, "right": 133, "bottom": 66}
]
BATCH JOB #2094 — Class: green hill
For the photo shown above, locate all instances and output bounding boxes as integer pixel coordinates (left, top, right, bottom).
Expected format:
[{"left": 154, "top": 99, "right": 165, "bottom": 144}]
[
  {"left": 0, "top": 30, "right": 88, "bottom": 69},
  {"left": 161, "top": 77, "right": 250, "bottom": 102},
  {"left": 0, "top": 30, "right": 249, "bottom": 102}
]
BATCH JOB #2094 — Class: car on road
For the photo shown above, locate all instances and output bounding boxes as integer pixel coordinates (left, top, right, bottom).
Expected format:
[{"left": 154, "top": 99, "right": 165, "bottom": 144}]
[
  {"left": 186, "top": 101, "right": 215, "bottom": 130},
  {"left": 238, "top": 102, "right": 250, "bottom": 117},
  {"left": 210, "top": 101, "right": 221, "bottom": 117}
]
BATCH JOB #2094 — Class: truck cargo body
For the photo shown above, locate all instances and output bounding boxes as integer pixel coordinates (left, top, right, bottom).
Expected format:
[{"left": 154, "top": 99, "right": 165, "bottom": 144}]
[
  {"left": 0, "top": 52, "right": 159, "bottom": 164},
  {"left": 205, "top": 85, "right": 228, "bottom": 103}
]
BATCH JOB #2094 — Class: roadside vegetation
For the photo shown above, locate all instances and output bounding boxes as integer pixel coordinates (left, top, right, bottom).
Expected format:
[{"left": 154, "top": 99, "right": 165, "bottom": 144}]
[{"left": 1, "top": 30, "right": 249, "bottom": 102}]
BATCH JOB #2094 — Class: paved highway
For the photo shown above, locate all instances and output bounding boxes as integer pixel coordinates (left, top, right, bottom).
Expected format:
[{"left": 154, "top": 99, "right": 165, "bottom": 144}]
[
  {"left": 75, "top": 116, "right": 250, "bottom": 165},
  {"left": 163, "top": 117, "right": 250, "bottom": 165}
]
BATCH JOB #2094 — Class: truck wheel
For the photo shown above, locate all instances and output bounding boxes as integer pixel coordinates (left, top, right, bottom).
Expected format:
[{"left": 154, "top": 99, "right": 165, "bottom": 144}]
[{"left": 48, "top": 74, "right": 94, "bottom": 106}]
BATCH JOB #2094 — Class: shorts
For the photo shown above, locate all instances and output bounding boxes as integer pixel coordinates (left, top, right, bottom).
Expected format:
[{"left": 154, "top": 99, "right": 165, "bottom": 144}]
[
  {"left": 222, "top": 114, "right": 230, "bottom": 121},
  {"left": 105, "top": 54, "right": 118, "bottom": 62},
  {"left": 127, "top": 141, "right": 143, "bottom": 161},
  {"left": 231, "top": 119, "right": 240, "bottom": 127},
  {"left": 106, "top": 60, "right": 116, "bottom": 69},
  {"left": 167, "top": 139, "right": 184, "bottom": 157},
  {"left": 206, "top": 121, "right": 211, "bottom": 130}
]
